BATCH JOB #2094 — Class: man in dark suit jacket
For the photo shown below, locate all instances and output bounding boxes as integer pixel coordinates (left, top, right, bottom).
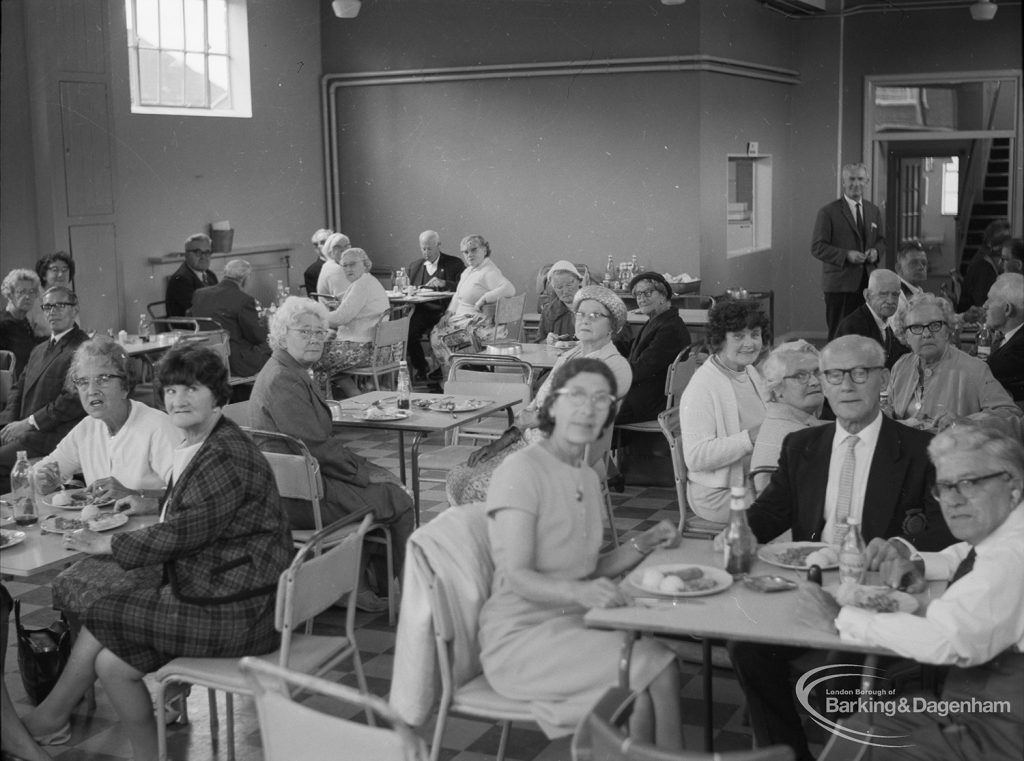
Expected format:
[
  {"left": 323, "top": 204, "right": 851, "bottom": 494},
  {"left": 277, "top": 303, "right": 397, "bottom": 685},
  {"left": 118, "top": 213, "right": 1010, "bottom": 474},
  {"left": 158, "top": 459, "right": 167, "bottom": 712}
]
[
  {"left": 812, "top": 163, "right": 886, "bottom": 339},
  {"left": 835, "top": 269, "right": 909, "bottom": 369},
  {"left": 166, "top": 233, "right": 219, "bottom": 317},
  {"left": 984, "top": 273, "right": 1024, "bottom": 401},
  {"left": 0, "top": 286, "right": 87, "bottom": 491},
  {"left": 729, "top": 335, "right": 954, "bottom": 761},
  {"left": 303, "top": 228, "right": 333, "bottom": 299},
  {"left": 405, "top": 230, "right": 465, "bottom": 378},
  {"left": 190, "top": 259, "right": 271, "bottom": 378}
]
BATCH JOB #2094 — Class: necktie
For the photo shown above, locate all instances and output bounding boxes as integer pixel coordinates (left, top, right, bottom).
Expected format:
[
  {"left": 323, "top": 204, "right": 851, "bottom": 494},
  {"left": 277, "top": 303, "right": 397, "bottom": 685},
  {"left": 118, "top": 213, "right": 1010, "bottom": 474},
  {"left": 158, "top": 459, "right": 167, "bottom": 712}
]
[
  {"left": 833, "top": 435, "right": 859, "bottom": 545},
  {"left": 947, "top": 548, "right": 976, "bottom": 588},
  {"left": 884, "top": 326, "right": 897, "bottom": 364},
  {"left": 991, "top": 330, "right": 1004, "bottom": 352},
  {"left": 855, "top": 202, "right": 865, "bottom": 244}
]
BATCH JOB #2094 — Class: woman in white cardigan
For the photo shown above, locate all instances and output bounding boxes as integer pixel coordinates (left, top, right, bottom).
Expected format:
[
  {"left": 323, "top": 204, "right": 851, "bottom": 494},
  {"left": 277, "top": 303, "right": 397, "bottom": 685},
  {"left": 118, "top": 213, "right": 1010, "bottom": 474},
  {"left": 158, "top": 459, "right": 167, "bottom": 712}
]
[{"left": 678, "top": 300, "right": 770, "bottom": 523}]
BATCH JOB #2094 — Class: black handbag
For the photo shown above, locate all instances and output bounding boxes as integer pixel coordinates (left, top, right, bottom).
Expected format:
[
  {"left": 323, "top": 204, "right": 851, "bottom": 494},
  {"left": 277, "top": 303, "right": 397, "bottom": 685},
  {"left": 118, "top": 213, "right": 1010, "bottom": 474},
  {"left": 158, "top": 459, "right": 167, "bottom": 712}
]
[{"left": 14, "top": 599, "right": 71, "bottom": 704}]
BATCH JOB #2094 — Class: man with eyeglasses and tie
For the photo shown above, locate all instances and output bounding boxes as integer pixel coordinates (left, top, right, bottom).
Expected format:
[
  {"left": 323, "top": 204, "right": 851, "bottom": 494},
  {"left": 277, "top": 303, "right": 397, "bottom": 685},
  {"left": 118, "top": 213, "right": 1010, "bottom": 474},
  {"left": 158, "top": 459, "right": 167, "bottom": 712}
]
[
  {"left": 726, "top": 334, "right": 954, "bottom": 761},
  {"left": 0, "top": 286, "right": 88, "bottom": 491},
  {"left": 812, "top": 163, "right": 886, "bottom": 339},
  {"left": 165, "top": 233, "right": 219, "bottom": 317},
  {"left": 822, "top": 423, "right": 1024, "bottom": 761}
]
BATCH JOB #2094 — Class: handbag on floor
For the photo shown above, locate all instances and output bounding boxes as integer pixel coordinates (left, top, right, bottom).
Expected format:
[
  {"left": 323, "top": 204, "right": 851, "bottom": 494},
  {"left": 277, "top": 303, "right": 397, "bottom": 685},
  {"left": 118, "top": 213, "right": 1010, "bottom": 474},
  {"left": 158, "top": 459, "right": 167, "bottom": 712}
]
[{"left": 14, "top": 599, "right": 71, "bottom": 704}]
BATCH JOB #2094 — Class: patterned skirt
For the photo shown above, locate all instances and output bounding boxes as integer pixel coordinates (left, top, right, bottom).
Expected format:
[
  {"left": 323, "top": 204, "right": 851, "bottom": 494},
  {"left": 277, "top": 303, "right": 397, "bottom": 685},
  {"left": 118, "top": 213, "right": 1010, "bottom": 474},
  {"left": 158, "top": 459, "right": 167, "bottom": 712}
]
[{"left": 316, "top": 339, "right": 372, "bottom": 376}]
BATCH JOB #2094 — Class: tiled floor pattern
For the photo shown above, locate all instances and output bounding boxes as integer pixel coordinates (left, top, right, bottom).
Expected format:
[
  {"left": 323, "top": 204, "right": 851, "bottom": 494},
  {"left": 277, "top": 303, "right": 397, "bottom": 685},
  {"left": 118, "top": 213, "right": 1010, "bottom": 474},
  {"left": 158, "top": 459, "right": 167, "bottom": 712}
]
[{"left": 4, "top": 425, "right": 824, "bottom": 760}]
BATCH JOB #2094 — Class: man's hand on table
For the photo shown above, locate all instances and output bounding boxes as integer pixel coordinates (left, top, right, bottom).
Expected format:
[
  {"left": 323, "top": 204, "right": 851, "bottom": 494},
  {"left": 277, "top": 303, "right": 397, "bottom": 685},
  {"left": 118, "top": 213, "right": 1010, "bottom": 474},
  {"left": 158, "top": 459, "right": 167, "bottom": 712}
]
[{"left": 864, "top": 537, "right": 926, "bottom": 592}]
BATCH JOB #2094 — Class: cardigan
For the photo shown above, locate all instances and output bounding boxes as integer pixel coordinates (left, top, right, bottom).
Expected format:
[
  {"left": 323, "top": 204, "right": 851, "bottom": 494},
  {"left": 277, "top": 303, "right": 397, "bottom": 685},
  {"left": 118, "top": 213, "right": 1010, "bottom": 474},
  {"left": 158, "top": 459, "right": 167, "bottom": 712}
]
[
  {"left": 449, "top": 258, "right": 515, "bottom": 322},
  {"left": 327, "top": 272, "right": 390, "bottom": 342}
]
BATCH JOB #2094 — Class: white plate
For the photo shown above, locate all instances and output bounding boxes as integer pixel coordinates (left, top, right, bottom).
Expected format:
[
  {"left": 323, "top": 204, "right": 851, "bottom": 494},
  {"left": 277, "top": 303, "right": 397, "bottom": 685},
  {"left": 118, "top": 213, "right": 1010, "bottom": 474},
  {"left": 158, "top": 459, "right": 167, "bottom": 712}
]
[
  {"left": 40, "top": 512, "right": 129, "bottom": 534},
  {"left": 824, "top": 583, "right": 919, "bottom": 614},
  {"left": 552, "top": 340, "right": 578, "bottom": 350},
  {"left": 0, "top": 529, "right": 27, "bottom": 549},
  {"left": 627, "top": 563, "right": 734, "bottom": 598},
  {"left": 428, "top": 399, "right": 489, "bottom": 413},
  {"left": 40, "top": 489, "right": 114, "bottom": 512},
  {"left": 362, "top": 409, "right": 410, "bottom": 422},
  {"left": 758, "top": 541, "right": 838, "bottom": 571}
]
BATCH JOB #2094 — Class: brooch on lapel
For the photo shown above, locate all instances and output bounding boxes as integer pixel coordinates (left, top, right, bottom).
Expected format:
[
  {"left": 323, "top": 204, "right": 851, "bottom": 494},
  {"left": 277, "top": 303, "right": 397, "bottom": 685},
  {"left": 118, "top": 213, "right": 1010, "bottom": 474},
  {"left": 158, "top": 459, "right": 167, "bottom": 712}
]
[{"left": 902, "top": 507, "right": 927, "bottom": 537}]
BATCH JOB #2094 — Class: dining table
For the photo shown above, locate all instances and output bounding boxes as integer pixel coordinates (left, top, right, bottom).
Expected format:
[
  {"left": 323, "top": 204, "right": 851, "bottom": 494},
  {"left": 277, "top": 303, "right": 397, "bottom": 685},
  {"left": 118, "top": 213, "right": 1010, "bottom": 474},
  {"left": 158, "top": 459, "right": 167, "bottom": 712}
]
[
  {"left": 329, "top": 389, "right": 522, "bottom": 525},
  {"left": 386, "top": 289, "right": 456, "bottom": 318},
  {"left": 585, "top": 538, "right": 944, "bottom": 752}
]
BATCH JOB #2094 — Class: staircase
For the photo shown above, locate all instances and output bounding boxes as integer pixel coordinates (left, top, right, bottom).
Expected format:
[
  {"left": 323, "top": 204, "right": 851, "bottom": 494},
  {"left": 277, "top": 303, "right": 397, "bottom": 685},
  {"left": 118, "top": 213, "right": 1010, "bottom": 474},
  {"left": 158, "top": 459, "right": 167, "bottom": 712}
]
[{"left": 959, "top": 137, "right": 1012, "bottom": 276}]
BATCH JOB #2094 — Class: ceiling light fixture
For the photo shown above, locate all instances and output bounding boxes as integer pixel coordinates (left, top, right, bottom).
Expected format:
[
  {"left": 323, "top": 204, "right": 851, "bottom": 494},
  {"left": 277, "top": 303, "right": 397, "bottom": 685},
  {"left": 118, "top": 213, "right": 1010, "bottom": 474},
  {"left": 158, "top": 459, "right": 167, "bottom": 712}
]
[
  {"left": 332, "top": 0, "right": 361, "bottom": 18},
  {"left": 969, "top": 0, "right": 997, "bottom": 21}
]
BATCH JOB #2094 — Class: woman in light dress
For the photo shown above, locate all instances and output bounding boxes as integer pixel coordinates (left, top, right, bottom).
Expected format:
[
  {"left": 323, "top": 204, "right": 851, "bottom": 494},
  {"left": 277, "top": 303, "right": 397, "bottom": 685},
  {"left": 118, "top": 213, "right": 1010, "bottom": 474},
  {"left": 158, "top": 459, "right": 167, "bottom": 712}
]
[{"left": 479, "top": 356, "right": 683, "bottom": 746}]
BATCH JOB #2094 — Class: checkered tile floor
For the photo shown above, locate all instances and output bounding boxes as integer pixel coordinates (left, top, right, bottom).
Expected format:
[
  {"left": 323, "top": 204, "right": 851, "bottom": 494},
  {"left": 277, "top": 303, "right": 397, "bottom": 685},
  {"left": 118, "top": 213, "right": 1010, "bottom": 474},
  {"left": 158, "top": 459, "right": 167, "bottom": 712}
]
[{"left": 4, "top": 426, "right": 823, "bottom": 760}]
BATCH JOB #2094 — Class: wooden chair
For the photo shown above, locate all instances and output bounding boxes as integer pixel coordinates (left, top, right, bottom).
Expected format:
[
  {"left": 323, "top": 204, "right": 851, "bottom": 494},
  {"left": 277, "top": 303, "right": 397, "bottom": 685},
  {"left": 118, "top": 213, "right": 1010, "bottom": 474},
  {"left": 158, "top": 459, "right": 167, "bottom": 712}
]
[
  {"left": 154, "top": 515, "right": 375, "bottom": 761},
  {"left": 221, "top": 401, "right": 251, "bottom": 426},
  {"left": 443, "top": 354, "right": 535, "bottom": 442},
  {"left": 0, "top": 349, "right": 15, "bottom": 407},
  {"left": 243, "top": 427, "right": 396, "bottom": 625},
  {"left": 240, "top": 658, "right": 427, "bottom": 761},
  {"left": 493, "top": 293, "right": 527, "bottom": 342},
  {"left": 615, "top": 349, "right": 696, "bottom": 437},
  {"left": 657, "top": 406, "right": 727, "bottom": 538},
  {"left": 344, "top": 316, "right": 411, "bottom": 391},
  {"left": 571, "top": 686, "right": 794, "bottom": 761}
]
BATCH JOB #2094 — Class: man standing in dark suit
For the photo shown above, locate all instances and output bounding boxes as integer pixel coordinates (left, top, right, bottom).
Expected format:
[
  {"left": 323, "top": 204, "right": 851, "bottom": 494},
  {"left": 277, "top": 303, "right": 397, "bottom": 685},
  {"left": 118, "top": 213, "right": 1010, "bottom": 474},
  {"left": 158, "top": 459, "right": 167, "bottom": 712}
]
[
  {"left": 984, "top": 272, "right": 1024, "bottom": 401},
  {"left": 0, "top": 285, "right": 87, "bottom": 491},
  {"left": 405, "top": 230, "right": 465, "bottom": 379},
  {"left": 191, "top": 259, "right": 271, "bottom": 378},
  {"left": 835, "top": 269, "right": 909, "bottom": 369},
  {"left": 812, "top": 163, "right": 886, "bottom": 339},
  {"left": 303, "top": 228, "right": 333, "bottom": 299},
  {"left": 728, "top": 335, "right": 954, "bottom": 761},
  {"left": 165, "top": 233, "right": 218, "bottom": 317}
]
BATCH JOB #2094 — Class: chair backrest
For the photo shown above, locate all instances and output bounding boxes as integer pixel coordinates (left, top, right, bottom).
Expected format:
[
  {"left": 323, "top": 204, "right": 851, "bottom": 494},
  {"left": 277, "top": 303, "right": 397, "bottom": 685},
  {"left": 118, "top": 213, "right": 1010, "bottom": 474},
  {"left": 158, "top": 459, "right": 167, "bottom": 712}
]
[
  {"left": 493, "top": 293, "right": 527, "bottom": 340},
  {"left": 663, "top": 349, "right": 698, "bottom": 410},
  {"left": 369, "top": 315, "right": 411, "bottom": 367},
  {"left": 448, "top": 354, "right": 535, "bottom": 387},
  {"left": 243, "top": 427, "right": 326, "bottom": 531},
  {"left": 147, "top": 300, "right": 167, "bottom": 319},
  {"left": 442, "top": 379, "right": 532, "bottom": 443},
  {"left": 657, "top": 406, "right": 688, "bottom": 533},
  {"left": 571, "top": 686, "right": 795, "bottom": 761},
  {"left": 222, "top": 401, "right": 251, "bottom": 426},
  {"left": 177, "top": 329, "right": 231, "bottom": 368},
  {"left": 240, "top": 658, "right": 426, "bottom": 761},
  {"left": 0, "top": 350, "right": 14, "bottom": 407},
  {"left": 276, "top": 514, "right": 372, "bottom": 656},
  {"left": 535, "top": 262, "right": 592, "bottom": 311}
]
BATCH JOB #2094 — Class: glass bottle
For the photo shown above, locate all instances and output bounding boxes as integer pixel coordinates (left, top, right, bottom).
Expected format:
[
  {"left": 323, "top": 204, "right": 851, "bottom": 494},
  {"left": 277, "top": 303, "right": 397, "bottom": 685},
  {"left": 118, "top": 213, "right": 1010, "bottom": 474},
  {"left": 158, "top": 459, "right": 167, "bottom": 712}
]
[
  {"left": 879, "top": 390, "right": 894, "bottom": 418},
  {"left": 11, "top": 452, "right": 38, "bottom": 526},
  {"left": 138, "top": 313, "right": 153, "bottom": 343},
  {"left": 838, "top": 517, "right": 866, "bottom": 585},
  {"left": 604, "top": 255, "right": 615, "bottom": 286},
  {"left": 975, "top": 323, "right": 992, "bottom": 360},
  {"left": 723, "top": 486, "right": 756, "bottom": 576},
  {"left": 396, "top": 361, "right": 411, "bottom": 410}
]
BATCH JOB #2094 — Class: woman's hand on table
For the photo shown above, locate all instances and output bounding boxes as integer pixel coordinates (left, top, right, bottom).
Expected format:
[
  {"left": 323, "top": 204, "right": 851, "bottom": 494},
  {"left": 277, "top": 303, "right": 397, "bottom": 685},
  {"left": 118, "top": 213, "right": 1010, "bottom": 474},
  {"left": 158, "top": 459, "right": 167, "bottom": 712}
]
[
  {"left": 638, "top": 521, "right": 681, "bottom": 553},
  {"left": 579, "top": 578, "right": 627, "bottom": 609},
  {"left": 32, "top": 462, "right": 63, "bottom": 494},
  {"left": 113, "top": 494, "right": 159, "bottom": 516},
  {"left": 88, "top": 476, "right": 133, "bottom": 502},
  {"left": 64, "top": 529, "right": 112, "bottom": 555}
]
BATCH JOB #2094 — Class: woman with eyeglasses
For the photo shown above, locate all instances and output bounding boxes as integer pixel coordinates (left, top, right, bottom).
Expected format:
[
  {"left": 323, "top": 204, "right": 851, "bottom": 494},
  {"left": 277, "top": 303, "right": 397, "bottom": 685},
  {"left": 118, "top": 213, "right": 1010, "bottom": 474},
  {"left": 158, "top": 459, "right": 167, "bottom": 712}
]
[
  {"left": 0, "top": 268, "right": 45, "bottom": 374},
  {"left": 478, "top": 356, "right": 683, "bottom": 746},
  {"left": 446, "top": 286, "right": 632, "bottom": 505},
  {"left": 748, "top": 340, "right": 827, "bottom": 495},
  {"left": 615, "top": 272, "right": 691, "bottom": 424},
  {"left": 250, "top": 296, "right": 413, "bottom": 612},
  {"left": 678, "top": 300, "right": 770, "bottom": 523},
  {"left": 888, "top": 292, "right": 1020, "bottom": 432}
]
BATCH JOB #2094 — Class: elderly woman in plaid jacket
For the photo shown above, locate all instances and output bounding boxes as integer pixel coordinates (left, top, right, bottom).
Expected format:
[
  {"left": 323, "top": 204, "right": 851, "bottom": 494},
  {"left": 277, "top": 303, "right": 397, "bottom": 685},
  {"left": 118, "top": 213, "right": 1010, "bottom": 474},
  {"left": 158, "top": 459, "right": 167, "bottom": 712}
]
[{"left": 23, "top": 345, "right": 292, "bottom": 761}]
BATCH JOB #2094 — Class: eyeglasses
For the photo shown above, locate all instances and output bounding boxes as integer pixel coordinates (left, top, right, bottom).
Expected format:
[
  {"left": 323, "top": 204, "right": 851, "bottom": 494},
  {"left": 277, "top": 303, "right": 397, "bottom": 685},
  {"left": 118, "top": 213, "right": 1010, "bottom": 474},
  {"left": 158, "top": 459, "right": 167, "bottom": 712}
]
[
  {"left": 905, "top": 321, "right": 946, "bottom": 335},
  {"left": 289, "top": 327, "right": 328, "bottom": 341},
  {"left": 554, "top": 388, "right": 616, "bottom": 411},
  {"left": 783, "top": 369, "right": 822, "bottom": 385},
  {"left": 632, "top": 288, "right": 657, "bottom": 299},
  {"left": 574, "top": 310, "right": 610, "bottom": 322},
  {"left": 821, "top": 366, "right": 884, "bottom": 385},
  {"left": 12, "top": 289, "right": 37, "bottom": 298},
  {"left": 40, "top": 302, "right": 75, "bottom": 312},
  {"left": 71, "top": 374, "right": 125, "bottom": 390},
  {"left": 47, "top": 265, "right": 70, "bottom": 274},
  {"left": 186, "top": 249, "right": 212, "bottom": 256},
  {"left": 931, "top": 471, "right": 1010, "bottom": 500}
]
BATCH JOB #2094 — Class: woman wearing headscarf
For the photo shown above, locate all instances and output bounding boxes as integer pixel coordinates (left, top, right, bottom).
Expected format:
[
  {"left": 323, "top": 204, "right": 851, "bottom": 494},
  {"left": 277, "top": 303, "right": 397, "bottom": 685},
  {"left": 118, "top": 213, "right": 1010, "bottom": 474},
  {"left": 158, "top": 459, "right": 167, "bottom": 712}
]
[{"left": 536, "top": 260, "right": 583, "bottom": 343}]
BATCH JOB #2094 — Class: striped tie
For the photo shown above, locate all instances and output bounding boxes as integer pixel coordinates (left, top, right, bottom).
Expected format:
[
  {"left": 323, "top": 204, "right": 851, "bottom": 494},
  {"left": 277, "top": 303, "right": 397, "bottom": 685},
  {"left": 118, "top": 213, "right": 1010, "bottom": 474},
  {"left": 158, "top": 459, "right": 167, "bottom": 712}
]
[{"left": 833, "top": 435, "right": 859, "bottom": 545}]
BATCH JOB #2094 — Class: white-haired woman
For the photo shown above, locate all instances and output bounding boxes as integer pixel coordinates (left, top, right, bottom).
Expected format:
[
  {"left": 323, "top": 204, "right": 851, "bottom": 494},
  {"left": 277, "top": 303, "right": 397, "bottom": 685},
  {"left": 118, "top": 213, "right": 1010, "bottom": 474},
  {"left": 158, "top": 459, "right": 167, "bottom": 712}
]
[
  {"left": 314, "top": 232, "right": 352, "bottom": 300},
  {"left": 429, "top": 234, "right": 515, "bottom": 371},
  {"left": 888, "top": 292, "right": 1020, "bottom": 431},
  {"left": 748, "top": 340, "right": 827, "bottom": 495},
  {"left": 1, "top": 268, "right": 44, "bottom": 375},
  {"left": 318, "top": 247, "right": 391, "bottom": 397},
  {"left": 250, "top": 296, "right": 413, "bottom": 612}
]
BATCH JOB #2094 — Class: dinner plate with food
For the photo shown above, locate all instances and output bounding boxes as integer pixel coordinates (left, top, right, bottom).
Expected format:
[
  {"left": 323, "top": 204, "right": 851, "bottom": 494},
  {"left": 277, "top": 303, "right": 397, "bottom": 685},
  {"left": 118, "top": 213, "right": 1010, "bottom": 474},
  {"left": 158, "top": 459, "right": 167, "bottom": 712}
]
[
  {"left": 0, "top": 529, "right": 27, "bottom": 549},
  {"left": 627, "top": 563, "right": 734, "bottom": 598},
  {"left": 757, "top": 542, "right": 839, "bottom": 571},
  {"left": 362, "top": 407, "right": 410, "bottom": 421},
  {"left": 428, "top": 398, "right": 489, "bottom": 413},
  {"left": 40, "top": 489, "right": 114, "bottom": 511},
  {"left": 40, "top": 512, "right": 129, "bottom": 534},
  {"left": 824, "top": 581, "right": 919, "bottom": 614}
]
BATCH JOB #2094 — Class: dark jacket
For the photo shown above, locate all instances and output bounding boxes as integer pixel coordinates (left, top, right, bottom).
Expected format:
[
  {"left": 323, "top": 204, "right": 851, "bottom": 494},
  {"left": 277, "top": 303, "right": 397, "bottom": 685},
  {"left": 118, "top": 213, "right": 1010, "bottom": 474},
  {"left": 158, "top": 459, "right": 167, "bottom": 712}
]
[
  {"left": 811, "top": 197, "right": 886, "bottom": 293},
  {"left": 166, "top": 262, "right": 218, "bottom": 317},
  {"left": 0, "top": 310, "right": 43, "bottom": 379},
  {"left": 835, "top": 303, "right": 909, "bottom": 369},
  {"left": 988, "top": 326, "right": 1024, "bottom": 401},
  {"left": 406, "top": 253, "right": 465, "bottom": 314},
  {"left": 748, "top": 416, "right": 954, "bottom": 552},
  {"left": 534, "top": 298, "right": 575, "bottom": 343},
  {"left": 190, "top": 279, "right": 271, "bottom": 377},
  {"left": 617, "top": 309, "right": 691, "bottom": 424},
  {"left": 304, "top": 257, "right": 326, "bottom": 299}
]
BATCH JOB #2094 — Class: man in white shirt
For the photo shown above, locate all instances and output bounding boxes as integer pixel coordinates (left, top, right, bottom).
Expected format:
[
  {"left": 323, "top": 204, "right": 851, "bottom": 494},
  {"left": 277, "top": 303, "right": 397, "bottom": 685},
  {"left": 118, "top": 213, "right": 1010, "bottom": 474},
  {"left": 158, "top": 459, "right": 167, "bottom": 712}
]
[
  {"left": 729, "top": 335, "right": 954, "bottom": 761},
  {"left": 824, "top": 424, "right": 1024, "bottom": 760}
]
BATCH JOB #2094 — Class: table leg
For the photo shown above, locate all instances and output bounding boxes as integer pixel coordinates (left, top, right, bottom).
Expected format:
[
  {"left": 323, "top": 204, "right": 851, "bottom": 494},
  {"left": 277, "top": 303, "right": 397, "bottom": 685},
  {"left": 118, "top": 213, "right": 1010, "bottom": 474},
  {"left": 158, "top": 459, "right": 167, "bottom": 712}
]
[
  {"left": 397, "top": 431, "right": 407, "bottom": 484},
  {"left": 702, "top": 638, "right": 714, "bottom": 753},
  {"left": 617, "top": 631, "right": 638, "bottom": 689},
  {"left": 410, "top": 432, "right": 425, "bottom": 528}
]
